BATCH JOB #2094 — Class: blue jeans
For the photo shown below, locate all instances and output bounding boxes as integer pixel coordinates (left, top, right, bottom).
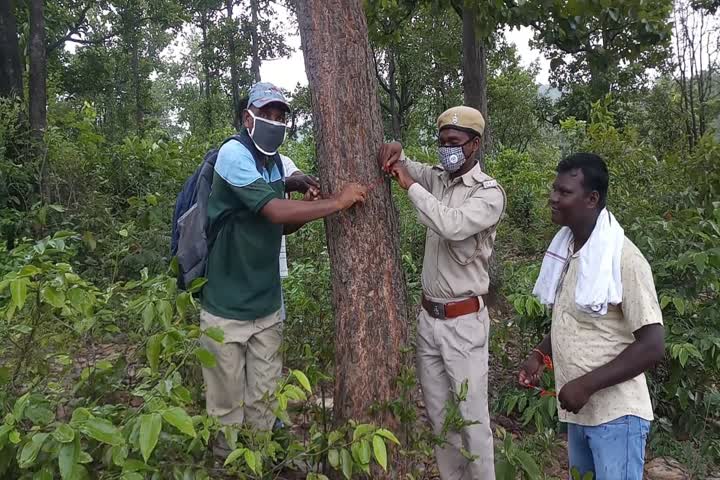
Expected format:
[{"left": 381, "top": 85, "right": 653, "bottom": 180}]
[{"left": 568, "top": 415, "right": 650, "bottom": 480}]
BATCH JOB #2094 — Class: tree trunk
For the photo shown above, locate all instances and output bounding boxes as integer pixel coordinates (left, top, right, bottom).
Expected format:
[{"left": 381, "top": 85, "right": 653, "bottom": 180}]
[
  {"left": 131, "top": 33, "right": 143, "bottom": 133},
  {"left": 250, "top": 0, "right": 261, "bottom": 82},
  {"left": 29, "top": 0, "right": 47, "bottom": 140},
  {"left": 461, "top": 4, "right": 490, "bottom": 166},
  {"left": 388, "top": 49, "right": 402, "bottom": 140},
  {"left": 296, "top": 0, "right": 409, "bottom": 472},
  {"left": 461, "top": 4, "right": 500, "bottom": 304},
  {"left": 200, "top": 12, "right": 213, "bottom": 131},
  {"left": 225, "top": 0, "right": 242, "bottom": 129},
  {"left": 0, "top": 0, "right": 23, "bottom": 100}
]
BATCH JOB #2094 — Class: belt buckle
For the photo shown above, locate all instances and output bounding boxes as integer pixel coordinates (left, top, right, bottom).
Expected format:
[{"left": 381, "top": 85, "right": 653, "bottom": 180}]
[{"left": 431, "top": 302, "right": 445, "bottom": 319}]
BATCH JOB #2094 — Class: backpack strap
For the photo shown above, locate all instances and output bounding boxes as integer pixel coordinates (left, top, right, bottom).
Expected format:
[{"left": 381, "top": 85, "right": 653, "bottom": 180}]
[{"left": 206, "top": 132, "right": 285, "bottom": 252}]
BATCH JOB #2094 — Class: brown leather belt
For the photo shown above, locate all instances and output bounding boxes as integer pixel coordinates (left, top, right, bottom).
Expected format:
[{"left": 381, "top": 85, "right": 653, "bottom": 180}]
[{"left": 421, "top": 295, "right": 483, "bottom": 320}]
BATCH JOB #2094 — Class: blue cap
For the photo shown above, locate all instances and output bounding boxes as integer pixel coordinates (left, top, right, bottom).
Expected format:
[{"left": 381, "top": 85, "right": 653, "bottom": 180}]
[{"left": 247, "top": 82, "right": 290, "bottom": 111}]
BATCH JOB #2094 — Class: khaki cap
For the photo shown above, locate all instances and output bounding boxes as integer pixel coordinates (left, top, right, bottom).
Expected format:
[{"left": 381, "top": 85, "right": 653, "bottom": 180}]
[{"left": 437, "top": 106, "right": 485, "bottom": 137}]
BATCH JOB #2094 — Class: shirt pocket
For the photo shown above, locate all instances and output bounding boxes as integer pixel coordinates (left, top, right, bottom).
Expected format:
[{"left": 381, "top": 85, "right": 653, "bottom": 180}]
[{"left": 446, "top": 232, "right": 487, "bottom": 266}]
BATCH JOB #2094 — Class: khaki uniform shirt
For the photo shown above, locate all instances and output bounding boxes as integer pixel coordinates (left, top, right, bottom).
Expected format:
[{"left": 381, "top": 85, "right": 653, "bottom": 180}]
[
  {"left": 402, "top": 155, "right": 505, "bottom": 301},
  {"left": 551, "top": 237, "right": 663, "bottom": 426}
]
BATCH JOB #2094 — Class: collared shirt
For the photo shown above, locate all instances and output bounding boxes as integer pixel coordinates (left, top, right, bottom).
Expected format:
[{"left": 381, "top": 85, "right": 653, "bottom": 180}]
[
  {"left": 203, "top": 136, "right": 284, "bottom": 321},
  {"left": 402, "top": 154, "right": 505, "bottom": 300},
  {"left": 551, "top": 237, "right": 663, "bottom": 426}
]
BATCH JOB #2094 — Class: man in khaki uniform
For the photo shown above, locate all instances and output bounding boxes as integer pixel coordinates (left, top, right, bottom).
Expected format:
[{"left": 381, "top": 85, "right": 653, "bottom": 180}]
[{"left": 378, "top": 106, "right": 505, "bottom": 480}]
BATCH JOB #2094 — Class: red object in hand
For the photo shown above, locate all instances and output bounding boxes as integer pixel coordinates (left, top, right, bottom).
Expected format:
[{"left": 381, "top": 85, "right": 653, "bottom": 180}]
[{"left": 533, "top": 348, "right": 553, "bottom": 370}]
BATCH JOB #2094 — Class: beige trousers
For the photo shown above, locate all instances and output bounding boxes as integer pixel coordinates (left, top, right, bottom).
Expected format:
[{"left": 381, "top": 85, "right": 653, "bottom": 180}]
[
  {"left": 417, "top": 306, "right": 495, "bottom": 480},
  {"left": 200, "top": 309, "right": 283, "bottom": 430}
]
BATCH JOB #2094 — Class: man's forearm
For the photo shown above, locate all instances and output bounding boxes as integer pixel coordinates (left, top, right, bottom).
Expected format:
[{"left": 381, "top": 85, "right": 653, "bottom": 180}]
[
  {"left": 580, "top": 324, "right": 664, "bottom": 394},
  {"left": 262, "top": 198, "right": 341, "bottom": 225}
]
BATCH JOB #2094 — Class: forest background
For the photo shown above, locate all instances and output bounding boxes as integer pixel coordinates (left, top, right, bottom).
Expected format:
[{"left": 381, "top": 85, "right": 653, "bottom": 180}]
[{"left": 1, "top": 0, "right": 719, "bottom": 478}]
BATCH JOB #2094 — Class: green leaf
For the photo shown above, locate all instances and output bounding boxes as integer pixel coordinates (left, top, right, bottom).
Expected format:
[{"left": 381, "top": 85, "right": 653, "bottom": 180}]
[
  {"left": 582, "top": 472, "right": 594, "bottom": 480},
  {"left": 292, "top": 370, "right": 312, "bottom": 393},
  {"left": 306, "top": 474, "right": 330, "bottom": 480},
  {"left": 224, "top": 447, "right": 247, "bottom": 466},
  {"left": 374, "top": 428, "right": 400, "bottom": 445},
  {"left": 205, "top": 327, "right": 224, "bottom": 343},
  {"left": 340, "top": 448, "right": 352, "bottom": 479},
  {"left": 328, "top": 449, "right": 340, "bottom": 468},
  {"left": 42, "top": 286, "right": 65, "bottom": 308},
  {"left": 244, "top": 449, "right": 257, "bottom": 473},
  {"left": 372, "top": 435, "right": 387, "bottom": 471},
  {"left": 494, "top": 458, "right": 516, "bottom": 480},
  {"left": 188, "top": 277, "right": 207, "bottom": 294},
  {"left": 121, "top": 473, "right": 144, "bottom": 480},
  {"left": 78, "top": 451, "right": 92, "bottom": 463},
  {"left": 139, "top": 414, "right": 162, "bottom": 462},
  {"left": 515, "top": 450, "right": 542, "bottom": 479},
  {"left": 147, "top": 334, "right": 162, "bottom": 372},
  {"left": 25, "top": 404, "right": 55, "bottom": 425},
  {"left": 194, "top": 348, "right": 216, "bottom": 368},
  {"left": 58, "top": 438, "right": 79, "bottom": 479},
  {"left": 10, "top": 278, "right": 29, "bottom": 310},
  {"left": 161, "top": 407, "right": 196, "bottom": 438},
  {"left": 18, "top": 432, "right": 49, "bottom": 468},
  {"left": 158, "top": 300, "right": 173, "bottom": 327},
  {"left": 142, "top": 303, "right": 155, "bottom": 331},
  {"left": 80, "top": 418, "right": 124, "bottom": 446}
]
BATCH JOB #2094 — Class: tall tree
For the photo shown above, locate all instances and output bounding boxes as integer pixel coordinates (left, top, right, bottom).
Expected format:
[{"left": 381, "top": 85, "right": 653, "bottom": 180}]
[
  {"left": 523, "top": 0, "right": 673, "bottom": 108},
  {"left": 458, "top": 1, "right": 491, "bottom": 163},
  {"left": 29, "top": 0, "right": 47, "bottom": 140},
  {"left": 0, "top": 0, "right": 23, "bottom": 100},
  {"left": 296, "top": 0, "right": 409, "bottom": 470},
  {"left": 225, "top": 0, "right": 242, "bottom": 128},
  {"left": 249, "top": 0, "right": 261, "bottom": 82}
]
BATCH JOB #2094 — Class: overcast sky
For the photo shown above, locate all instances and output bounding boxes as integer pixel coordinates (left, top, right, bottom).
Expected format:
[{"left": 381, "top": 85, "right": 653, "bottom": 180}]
[{"left": 261, "top": 25, "right": 551, "bottom": 92}]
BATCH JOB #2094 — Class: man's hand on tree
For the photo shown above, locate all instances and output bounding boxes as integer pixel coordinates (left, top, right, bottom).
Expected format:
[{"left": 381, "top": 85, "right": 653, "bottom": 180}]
[
  {"left": 377, "top": 142, "right": 403, "bottom": 173},
  {"left": 390, "top": 163, "right": 415, "bottom": 190},
  {"left": 334, "top": 183, "right": 367, "bottom": 209},
  {"left": 286, "top": 173, "right": 321, "bottom": 195}
]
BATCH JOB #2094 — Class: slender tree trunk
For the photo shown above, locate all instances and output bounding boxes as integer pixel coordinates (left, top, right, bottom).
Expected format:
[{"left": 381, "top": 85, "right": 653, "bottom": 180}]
[
  {"left": 0, "top": 0, "right": 23, "bottom": 99},
  {"left": 200, "top": 12, "right": 213, "bottom": 131},
  {"left": 461, "top": 4, "right": 490, "bottom": 166},
  {"left": 131, "top": 33, "right": 143, "bottom": 133},
  {"left": 461, "top": 4, "right": 500, "bottom": 303},
  {"left": 250, "top": 0, "right": 261, "bottom": 82},
  {"left": 296, "top": 2, "right": 409, "bottom": 476},
  {"left": 225, "top": 0, "right": 242, "bottom": 129},
  {"left": 29, "top": 0, "right": 47, "bottom": 139},
  {"left": 388, "top": 49, "right": 402, "bottom": 140},
  {"left": 29, "top": 0, "right": 49, "bottom": 201}
]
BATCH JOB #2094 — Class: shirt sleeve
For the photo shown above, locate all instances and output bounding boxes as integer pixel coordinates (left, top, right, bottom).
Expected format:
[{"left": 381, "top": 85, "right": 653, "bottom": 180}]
[
  {"left": 400, "top": 151, "right": 434, "bottom": 191},
  {"left": 215, "top": 140, "right": 279, "bottom": 213},
  {"left": 280, "top": 154, "right": 300, "bottom": 177},
  {"left": 621, "top": 246, "right": 664, "bottom": 333},
  {"left": 407, "top": 183, "right": 504, "bottom": 241}
]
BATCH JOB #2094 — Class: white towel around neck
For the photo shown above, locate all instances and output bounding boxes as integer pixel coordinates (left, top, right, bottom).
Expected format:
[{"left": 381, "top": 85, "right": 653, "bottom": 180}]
[{"left": 532, "top": 208, "right": 625, "bottom": 316}]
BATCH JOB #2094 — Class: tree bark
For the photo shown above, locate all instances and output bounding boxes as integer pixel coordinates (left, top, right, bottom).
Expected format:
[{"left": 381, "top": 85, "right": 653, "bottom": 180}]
[
  {"left": 0, "top": 0, "right": 23, "bottom": 100},
  {"left": 250, "top": 0, "right": 261, "bottom": 82},
  {"left": 29, "top": 0, "right": 47, "bottom": 139},
  {"left": 296, "top": 0, "right": 409, "bottom": 469},
  {"left": 461, "top": 4, "right": 490, "bottom": 166},
  {"left": 225, "top": 0, "right": 242, "bottom": 129},
  {"left": 200, "top": 11, "right": 213, "bottom": 131}
]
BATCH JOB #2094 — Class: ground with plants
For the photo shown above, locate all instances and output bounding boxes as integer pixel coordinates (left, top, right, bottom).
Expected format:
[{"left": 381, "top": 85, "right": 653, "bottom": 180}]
[{"left": 2, "top": 0, "right": 720, "bottom": 478}]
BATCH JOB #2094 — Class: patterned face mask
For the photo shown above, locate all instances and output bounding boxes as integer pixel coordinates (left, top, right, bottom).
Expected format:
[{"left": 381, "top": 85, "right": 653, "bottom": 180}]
[{"left": 437, "top": 138, "right": 474, "bottom": 172}]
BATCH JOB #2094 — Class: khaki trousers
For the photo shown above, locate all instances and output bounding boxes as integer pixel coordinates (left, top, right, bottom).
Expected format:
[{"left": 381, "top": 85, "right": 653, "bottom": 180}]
[
  {"left": 417, "top": 306, "right": 495, "bottom": 480},
  {"left": 200, "top": 309, "right": 283, "bottom": 430}
]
